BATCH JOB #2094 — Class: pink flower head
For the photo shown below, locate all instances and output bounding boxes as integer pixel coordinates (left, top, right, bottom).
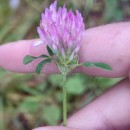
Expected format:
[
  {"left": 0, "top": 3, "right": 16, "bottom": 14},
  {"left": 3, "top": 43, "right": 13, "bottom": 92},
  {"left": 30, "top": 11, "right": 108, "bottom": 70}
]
[{"left": 36, "top": 0, "right": 85, "bottom": 60}]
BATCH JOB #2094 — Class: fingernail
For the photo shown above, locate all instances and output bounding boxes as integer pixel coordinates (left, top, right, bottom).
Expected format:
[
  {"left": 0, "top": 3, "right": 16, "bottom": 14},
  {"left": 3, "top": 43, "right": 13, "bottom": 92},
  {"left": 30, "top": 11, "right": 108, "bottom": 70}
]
[{"left": 33, "top": 40, "right": 43, "bottom": 47}]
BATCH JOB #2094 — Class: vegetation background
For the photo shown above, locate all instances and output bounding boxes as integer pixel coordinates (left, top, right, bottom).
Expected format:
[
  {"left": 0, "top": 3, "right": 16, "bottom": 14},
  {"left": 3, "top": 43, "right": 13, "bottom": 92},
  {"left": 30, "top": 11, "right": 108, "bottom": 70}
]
[{"left": 0, "top": 0, "right": 129, "bottom": 130}]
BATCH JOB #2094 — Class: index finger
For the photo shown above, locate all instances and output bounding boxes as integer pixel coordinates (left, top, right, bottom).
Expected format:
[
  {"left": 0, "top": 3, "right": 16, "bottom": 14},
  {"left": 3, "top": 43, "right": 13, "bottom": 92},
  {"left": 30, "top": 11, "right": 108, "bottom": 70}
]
[{"left": 0, "top": 22, "right": 130, "bottom": 77}]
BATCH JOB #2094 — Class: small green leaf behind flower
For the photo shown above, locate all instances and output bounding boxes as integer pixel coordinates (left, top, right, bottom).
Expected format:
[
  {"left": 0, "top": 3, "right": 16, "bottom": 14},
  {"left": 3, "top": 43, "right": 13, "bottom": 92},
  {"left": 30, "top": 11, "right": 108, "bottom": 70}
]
[
  {"left": 23, "top": 54, "right": 49, "bottom": 65},
  {"left": 82, "top": 62, "right": 112, "bottom": 70},
  {"left": 47, "top": 45, "right": 55, "bottom": 56},
  {"left": 36, "top": 58, "right": 52, "bottom": 74}
]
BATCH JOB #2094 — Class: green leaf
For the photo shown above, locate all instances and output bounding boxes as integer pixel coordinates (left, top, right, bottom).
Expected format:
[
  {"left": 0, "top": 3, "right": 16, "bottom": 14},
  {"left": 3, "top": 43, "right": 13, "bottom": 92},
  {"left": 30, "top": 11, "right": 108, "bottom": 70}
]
[
  {"left": 82, "top": 62, "right": 112, "bottom": 70},
  {"left": 23, "top": 55, "right": 36, "bottom": 64},
  {"left": 36, "top": 59, "right": 52, "bottom": 74},
  {"left": 48, "top": 74, "right": 62, "bottom": 87},
  {"left": 47, "top": 45, "right": 54, "bottom": 56},
  {"left": 42, "top": 105, "right": 61, "bottom": 125},
  {"left": 23, "top": 54, "right": 49, "bottom": 65},
  {"left": 66, "top": 76, "right": 86, "bottom": 95},
  {"left": 18, "top": 96, "right": 42, "bottom": 113},
  {"left": 38, "top": 54, "right": 49, "bottom": 58}
]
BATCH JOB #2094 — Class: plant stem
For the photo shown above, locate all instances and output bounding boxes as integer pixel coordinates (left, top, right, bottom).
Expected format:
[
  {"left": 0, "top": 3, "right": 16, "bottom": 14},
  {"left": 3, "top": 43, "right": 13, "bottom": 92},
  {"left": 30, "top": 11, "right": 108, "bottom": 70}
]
[{"left": 62, "top": 74, "right": 67, "bottom": 126}]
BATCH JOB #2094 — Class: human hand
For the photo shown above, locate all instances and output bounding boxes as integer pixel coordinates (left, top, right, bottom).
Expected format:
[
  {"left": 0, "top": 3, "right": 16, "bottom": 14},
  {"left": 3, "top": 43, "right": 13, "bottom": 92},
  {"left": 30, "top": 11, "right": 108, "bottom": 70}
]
[{"left": 0, "top": 22, "right": 130, "bottom": 130}]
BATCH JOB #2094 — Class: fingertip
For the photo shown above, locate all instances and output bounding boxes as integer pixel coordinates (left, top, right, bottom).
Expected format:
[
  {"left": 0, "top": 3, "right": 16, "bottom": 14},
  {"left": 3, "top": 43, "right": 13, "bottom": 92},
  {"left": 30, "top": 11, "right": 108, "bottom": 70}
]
[
  {"left": 0, "top": 39, "right": 59, "bottom": 74},
  {"left": 0, "top": 39, "right": 35, "bottom": 73},
  {"left": 32, "top": 126, "right": 74, "bottom": 130}
]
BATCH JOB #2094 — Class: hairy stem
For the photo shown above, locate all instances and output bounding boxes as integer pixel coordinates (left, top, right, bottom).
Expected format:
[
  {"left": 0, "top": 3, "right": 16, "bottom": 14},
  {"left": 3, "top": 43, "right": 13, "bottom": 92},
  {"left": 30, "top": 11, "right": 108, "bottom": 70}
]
[{"left": 62, "top": 74, "right": 67, "bottom": 126}]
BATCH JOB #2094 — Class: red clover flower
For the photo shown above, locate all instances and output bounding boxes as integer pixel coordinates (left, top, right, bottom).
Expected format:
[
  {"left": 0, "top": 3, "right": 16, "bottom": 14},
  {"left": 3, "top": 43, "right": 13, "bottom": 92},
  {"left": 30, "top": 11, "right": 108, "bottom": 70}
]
[
  {"left": 34, "top": 0, "right": 85, "bottom": 75},
  {"left": 23, "top": 0, "right": 112, "bottom": 127}
]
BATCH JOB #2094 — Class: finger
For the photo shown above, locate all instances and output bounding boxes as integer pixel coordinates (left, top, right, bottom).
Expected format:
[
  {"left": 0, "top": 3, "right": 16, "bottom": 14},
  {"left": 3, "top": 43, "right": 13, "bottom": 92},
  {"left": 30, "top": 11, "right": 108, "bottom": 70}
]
[
  {"left": 80, "top": 22, "right": 130, "bottom": 78},
  {"left": 29, "top": 22, "right": 130, "bottom": 77},
  {"left": 33, "top": 126, "right": 79, "bottom": 130},
  {"left": 0, "top": 40, "right": 59, "bottom": 73},
  {"left": 0, "top": 39, "right": 59, "bottom": 73},
  {"left": 67, "top": 78, "right": 130, "bottom": 130},
  {"left": 1, "top": 23, "right": 130, "bottom": 77}
]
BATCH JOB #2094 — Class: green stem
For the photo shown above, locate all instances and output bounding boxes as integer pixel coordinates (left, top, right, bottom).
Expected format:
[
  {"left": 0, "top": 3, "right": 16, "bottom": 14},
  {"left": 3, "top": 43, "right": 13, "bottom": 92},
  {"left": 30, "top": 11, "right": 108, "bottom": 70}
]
[{"left": 62, "top": 74, "right": 67, "bottom": 126}]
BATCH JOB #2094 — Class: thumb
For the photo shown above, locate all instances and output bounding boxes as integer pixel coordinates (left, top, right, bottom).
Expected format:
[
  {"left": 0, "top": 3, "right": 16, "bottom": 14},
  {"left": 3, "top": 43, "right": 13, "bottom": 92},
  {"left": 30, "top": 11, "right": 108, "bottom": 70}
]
[
  {"left": 33, "top": 126, "right": 80, "bottom": 130},
  {"left": 32, "top": 79, "right": 130, "bottom": 130}
]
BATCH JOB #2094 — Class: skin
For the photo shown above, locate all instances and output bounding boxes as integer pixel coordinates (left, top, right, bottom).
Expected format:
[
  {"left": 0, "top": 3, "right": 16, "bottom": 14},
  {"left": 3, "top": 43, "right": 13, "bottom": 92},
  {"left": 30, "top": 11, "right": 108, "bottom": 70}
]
[{"left": 0, "top": 22, "right": 130, "bottom": 130}]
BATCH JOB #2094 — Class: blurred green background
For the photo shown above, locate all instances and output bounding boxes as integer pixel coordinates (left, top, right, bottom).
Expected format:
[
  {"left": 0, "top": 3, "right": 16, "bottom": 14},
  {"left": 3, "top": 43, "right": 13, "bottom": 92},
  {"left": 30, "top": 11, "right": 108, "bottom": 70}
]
[{"left": 0, "top": 0, "right": 129, "bottom": 130}]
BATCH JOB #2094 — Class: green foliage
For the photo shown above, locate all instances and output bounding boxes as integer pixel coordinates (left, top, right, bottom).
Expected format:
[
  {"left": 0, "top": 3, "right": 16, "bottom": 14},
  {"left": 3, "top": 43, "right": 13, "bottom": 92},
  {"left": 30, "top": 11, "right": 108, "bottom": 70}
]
[
  {"left": 18, "top": 96, "right": 41, "bottom": 113},
  {"left": 0, "top": 97, "right": 4, "bottom": 130},
  {"left": 48, "top": 74, "right": 63, "bottom": 86},
  {"left": 23, "top": 55, "right": 37, "bottom": 64},
  {"left": 104, "top": 0, "right": 123, "bottom": 22},
  {"left": 47, "top": 45, "right": 55, "bottom": 56},
  {"left": 66, "top": 76, "right": 87, "bottom": 95},
  {"left": 23, "top": 54, "right": 49, "bottom": 65},
  {"left": 36, "top": 58, "right": 52, "bottom": 74},
  {"left": 82, "top": 62, "right": 112, "bottom": 70},
  {"left": 42, "top": 105, "right": 61, "bottom": 125},
  {"left": 48, "top": 74, "right": 87, "bottom": 95},
  {"left": 18, "top": 83, "right": 40, "bottom": 95}
]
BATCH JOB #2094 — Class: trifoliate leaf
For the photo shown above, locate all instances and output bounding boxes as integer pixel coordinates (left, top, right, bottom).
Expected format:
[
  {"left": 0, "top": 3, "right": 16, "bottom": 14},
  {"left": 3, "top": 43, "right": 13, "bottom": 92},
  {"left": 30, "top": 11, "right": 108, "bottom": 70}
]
[
  {"left": 23, "top": 54, "right": 49, "bottom": 65},
  {"left": 36, "top": 59, "right": 52, "bottom": 74},
  {"left": 82, "top": 62, "right": 112, "bottom": 70},
  {"left": 23, "top": 55, "right": 36, "bottom": 64},
  {"left": 47, "top": 45, "right": 54, "bottom": 56}
]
